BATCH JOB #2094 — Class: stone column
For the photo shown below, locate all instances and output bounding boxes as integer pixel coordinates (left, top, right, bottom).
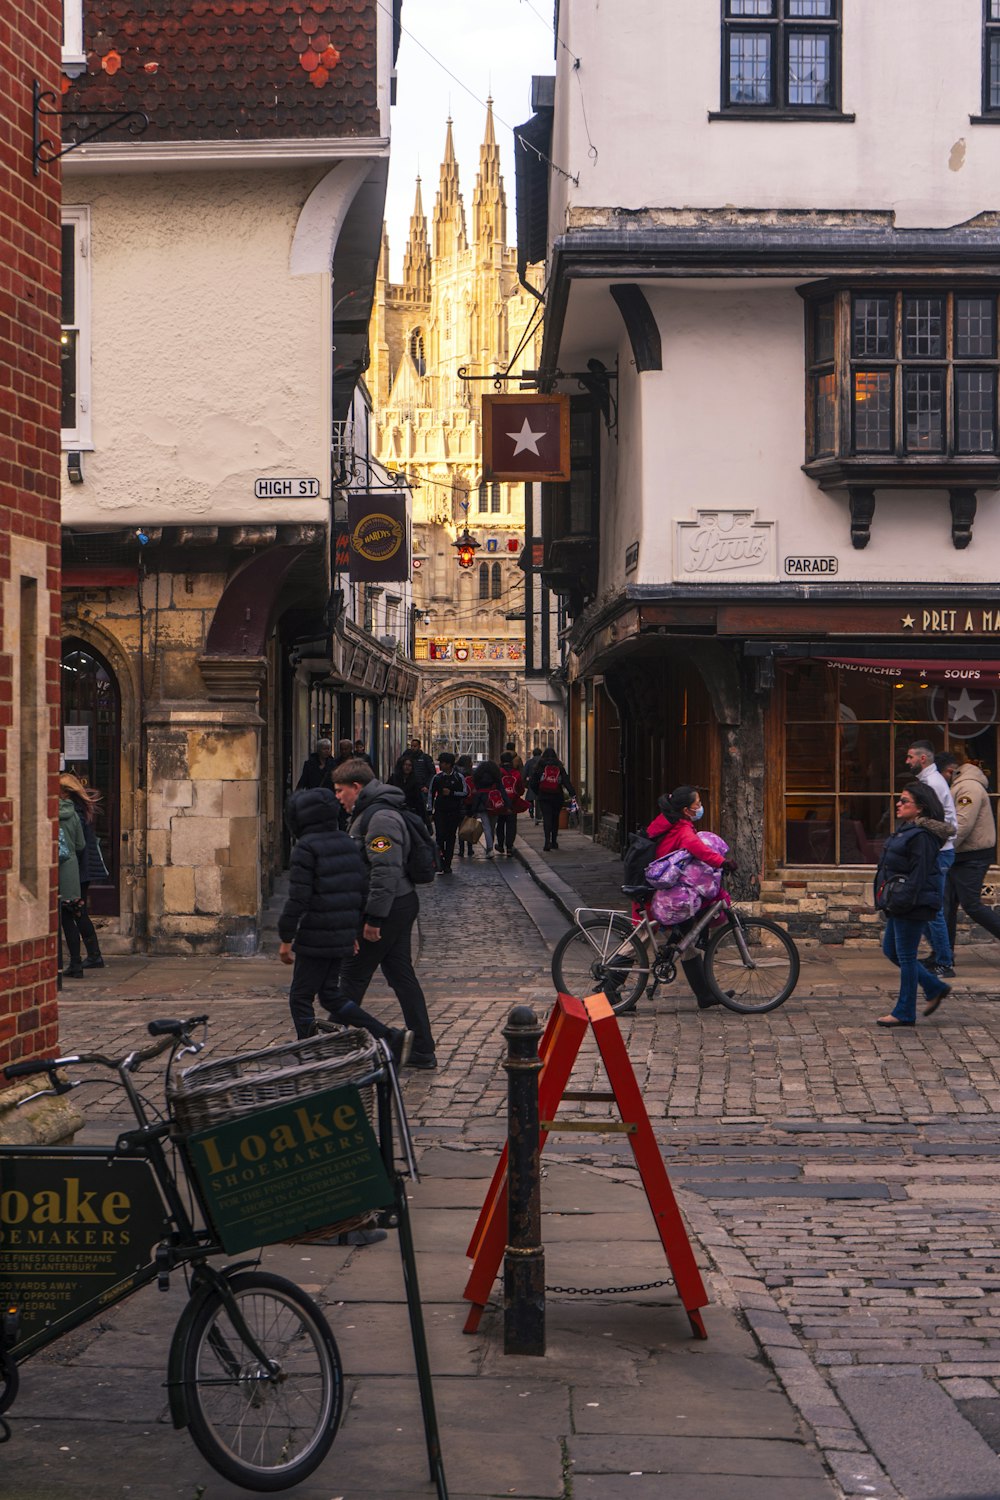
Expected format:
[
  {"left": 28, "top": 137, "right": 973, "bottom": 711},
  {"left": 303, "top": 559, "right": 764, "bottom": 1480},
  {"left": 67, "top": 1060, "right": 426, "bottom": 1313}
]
[{"left": 144, "top": 657, "right": 265, "bottom": 954}]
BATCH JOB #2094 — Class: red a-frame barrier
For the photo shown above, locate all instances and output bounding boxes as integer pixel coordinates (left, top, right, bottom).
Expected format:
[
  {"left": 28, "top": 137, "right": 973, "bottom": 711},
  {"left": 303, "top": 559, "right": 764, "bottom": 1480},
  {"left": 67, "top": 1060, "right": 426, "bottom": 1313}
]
[{"left": 462, "top": 992, "right": 709, "bottom": 1339}]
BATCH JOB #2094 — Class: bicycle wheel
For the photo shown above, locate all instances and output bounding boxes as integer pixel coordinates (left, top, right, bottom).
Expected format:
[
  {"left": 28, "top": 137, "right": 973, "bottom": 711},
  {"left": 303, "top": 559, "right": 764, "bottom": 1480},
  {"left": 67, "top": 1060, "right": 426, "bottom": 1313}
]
[
  {"left": 703, "top": 914, "right": 799, "bottom": 1014},
  {"left": 551, "top": 917, "right": 651, "bottom": 1014},
  {"left": 182, "top": 1270, "right": 343, "bottom": 1492}
]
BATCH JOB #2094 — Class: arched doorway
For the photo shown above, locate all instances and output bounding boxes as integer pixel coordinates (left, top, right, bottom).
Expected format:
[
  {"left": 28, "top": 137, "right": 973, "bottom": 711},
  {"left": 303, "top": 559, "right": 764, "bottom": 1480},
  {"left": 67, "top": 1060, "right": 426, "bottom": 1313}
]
[
  {"left": 61, "top": 639, "right": 121, "bottom": 915},
  {"left": 430, "top": 693, "right": 507, "bottom": 761}
]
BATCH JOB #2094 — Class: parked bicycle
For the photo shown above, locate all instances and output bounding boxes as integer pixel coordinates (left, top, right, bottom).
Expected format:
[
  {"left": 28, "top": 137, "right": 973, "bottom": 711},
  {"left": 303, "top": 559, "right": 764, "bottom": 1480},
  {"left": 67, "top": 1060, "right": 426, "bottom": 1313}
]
[
  {"left": 551, "top": 877, "right": 800, "bottom": 1016},
  {"left": 0, "top": 1015, "right": 444, "bottom": 1494}
]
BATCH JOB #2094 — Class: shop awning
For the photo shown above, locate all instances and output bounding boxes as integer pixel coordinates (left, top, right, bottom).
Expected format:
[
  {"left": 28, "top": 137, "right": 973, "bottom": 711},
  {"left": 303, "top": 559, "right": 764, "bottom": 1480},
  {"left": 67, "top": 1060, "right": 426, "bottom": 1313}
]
[{"left": 817, "top": 656, "right": 1000, "bottom": 687}]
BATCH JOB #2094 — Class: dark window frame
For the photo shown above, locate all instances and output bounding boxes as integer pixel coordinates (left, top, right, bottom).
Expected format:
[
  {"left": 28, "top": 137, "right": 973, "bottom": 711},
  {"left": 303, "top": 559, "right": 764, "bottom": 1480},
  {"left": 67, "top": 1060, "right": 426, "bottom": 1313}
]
[
  {"left": 803, "top": 286, "right": 1000, "bottom": 467},
  {"left": 984, "top": 0, "right": 1000, "bottom": 115},
  {"left": 718, "top": 0, "right": 846, "bottom": 118}
]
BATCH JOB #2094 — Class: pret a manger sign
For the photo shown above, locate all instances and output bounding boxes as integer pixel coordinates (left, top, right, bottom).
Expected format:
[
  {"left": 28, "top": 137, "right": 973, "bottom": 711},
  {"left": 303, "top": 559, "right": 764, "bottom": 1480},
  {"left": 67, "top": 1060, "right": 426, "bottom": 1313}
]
[{"left": 185, "top": 1083, "right": 393, "bottom": 1254}]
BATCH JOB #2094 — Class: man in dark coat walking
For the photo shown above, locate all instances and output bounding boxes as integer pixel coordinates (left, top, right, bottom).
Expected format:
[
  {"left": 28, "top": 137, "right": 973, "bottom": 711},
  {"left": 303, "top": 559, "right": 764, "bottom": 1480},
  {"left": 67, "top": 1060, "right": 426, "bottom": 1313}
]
[
  {"left": 333, "top": 759, "right": 437, "bottom": 1068},
  {"left": 278, "top": 787, "right": 411, "bottom": 1062}
]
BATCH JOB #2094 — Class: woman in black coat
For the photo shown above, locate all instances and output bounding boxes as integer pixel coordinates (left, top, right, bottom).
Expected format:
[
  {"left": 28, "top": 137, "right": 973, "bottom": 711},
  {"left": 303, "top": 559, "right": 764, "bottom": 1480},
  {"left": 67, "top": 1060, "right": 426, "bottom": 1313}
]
[
  {"left": 528, "top": 747, "right": 575, "bottom": 852},
  {"left": 389, "top": 757, "right": 431, "bottom": 826},
  {"left": 874, "top": 781, "right": 952, "bottom": 1028},
  {"left": 59, "top": 773, "right": 108, "bottom": 968}
]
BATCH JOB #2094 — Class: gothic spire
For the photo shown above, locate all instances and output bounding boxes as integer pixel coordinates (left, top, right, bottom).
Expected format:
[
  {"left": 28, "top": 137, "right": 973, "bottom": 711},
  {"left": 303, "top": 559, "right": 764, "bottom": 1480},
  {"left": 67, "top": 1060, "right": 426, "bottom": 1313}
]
[
  {"left": 403, "top": 175, "right": 430, "bottom": 302},
  {"left": 433, "top": 117, "right": 467, "bottom": 261},
  {"left": 472, "top": 97, "right": 506, "bottom": 251}
]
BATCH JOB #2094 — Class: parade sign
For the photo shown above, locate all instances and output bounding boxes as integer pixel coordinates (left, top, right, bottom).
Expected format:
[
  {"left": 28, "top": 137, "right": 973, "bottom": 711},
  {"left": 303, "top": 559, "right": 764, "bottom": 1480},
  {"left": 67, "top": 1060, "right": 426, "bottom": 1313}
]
[
  {"left": 0, "top": 1154, "right": 168, "bottom": 1350},
  {"left": 347, "top": 494, "right": 409, "bottom": 582},
  {"left": 482, "top": 395, "right": 570, "bottom": 483},
  {"left": 185, "top": 1084, "right": 394, "bottom": 1254}
]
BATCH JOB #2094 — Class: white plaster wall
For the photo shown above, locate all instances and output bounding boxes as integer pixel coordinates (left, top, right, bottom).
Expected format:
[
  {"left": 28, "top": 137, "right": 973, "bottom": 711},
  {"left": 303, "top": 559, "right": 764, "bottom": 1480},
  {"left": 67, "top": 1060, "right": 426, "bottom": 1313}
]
[
  {"left": 552, "top": 0, "right": 1000, "bottom": 232},
  {"left": 62, "top": 169, "right": 333, "bottom": 529},
  {"left": 612, "top": 284, "right": 1000, "bottom": 586}
]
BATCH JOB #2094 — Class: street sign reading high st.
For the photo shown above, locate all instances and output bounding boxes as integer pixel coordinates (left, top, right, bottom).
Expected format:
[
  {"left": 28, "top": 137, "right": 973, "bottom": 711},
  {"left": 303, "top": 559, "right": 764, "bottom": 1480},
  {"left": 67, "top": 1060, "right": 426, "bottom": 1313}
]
[{"left": 254, "top": 477, "right": 321, "bottom": 498}]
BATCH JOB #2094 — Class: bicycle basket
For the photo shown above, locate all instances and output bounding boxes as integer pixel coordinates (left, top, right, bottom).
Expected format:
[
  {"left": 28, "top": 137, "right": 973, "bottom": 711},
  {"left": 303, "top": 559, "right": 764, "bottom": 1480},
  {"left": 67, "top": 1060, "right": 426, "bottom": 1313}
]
[{"left": 169, "top": 1028, "right": 383, "bottom": 1245}]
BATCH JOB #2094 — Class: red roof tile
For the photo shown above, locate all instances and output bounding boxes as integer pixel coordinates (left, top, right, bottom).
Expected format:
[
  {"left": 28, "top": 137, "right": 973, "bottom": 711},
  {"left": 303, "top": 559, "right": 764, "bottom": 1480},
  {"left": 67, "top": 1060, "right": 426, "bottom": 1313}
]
[{"left": 65, "top": 0, "right": 380, "bottom": 141}]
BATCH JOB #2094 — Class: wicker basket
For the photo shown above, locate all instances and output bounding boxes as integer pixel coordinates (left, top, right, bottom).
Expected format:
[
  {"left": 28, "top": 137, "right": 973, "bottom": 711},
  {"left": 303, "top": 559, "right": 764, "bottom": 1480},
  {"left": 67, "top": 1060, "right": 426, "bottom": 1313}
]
[{"left": 169, "top": 1027, "right": 384, "bottom": 1245}]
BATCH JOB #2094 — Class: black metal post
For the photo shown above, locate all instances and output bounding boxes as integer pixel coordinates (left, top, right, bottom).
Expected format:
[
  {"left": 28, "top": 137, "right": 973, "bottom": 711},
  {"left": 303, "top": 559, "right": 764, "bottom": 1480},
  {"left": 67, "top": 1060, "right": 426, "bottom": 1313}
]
[{"left": 503, "top": 1004, "right": 545, "bottom": 1355}]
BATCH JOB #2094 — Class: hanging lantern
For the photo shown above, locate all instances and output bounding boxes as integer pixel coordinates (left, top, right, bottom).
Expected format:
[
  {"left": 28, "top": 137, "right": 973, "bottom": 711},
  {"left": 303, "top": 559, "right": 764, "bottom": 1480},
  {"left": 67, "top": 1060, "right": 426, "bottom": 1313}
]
[{"left": 453, "top": 527, "right": 480, "bottom": 569}]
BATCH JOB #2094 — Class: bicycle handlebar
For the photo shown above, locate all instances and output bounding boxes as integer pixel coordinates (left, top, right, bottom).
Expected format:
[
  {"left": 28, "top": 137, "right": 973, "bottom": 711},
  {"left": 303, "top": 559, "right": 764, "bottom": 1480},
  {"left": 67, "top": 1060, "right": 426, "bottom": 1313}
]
[{"left": 2, "top": 1016, "right": 208, "bottom": 1083}]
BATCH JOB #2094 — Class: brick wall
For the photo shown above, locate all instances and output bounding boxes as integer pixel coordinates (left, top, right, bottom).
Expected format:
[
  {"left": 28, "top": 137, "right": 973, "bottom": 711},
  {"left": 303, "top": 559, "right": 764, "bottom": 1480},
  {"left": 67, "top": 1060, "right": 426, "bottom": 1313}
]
[{"left": 0, "top": 0, "right": 64, "bottom": 1065}]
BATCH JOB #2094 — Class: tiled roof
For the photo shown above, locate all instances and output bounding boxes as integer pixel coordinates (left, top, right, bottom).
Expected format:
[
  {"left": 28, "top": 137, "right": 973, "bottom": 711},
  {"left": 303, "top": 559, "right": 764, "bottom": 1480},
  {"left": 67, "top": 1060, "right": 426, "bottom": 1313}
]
[{"left": 65, "top": 0, "right": 380, "bottom": 142}]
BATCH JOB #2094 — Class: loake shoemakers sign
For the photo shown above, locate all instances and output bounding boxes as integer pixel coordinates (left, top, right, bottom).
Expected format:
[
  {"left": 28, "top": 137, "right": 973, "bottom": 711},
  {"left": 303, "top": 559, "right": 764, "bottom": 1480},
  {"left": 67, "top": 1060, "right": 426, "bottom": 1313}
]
[{"left": 186, "top": 1084, "right": 393, "bottom": 1254}]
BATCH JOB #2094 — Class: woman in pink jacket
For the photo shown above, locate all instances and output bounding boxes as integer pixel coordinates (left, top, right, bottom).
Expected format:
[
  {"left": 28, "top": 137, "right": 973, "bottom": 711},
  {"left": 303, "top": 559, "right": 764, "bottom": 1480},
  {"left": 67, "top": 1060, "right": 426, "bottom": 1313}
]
[{"left": 644, "top": 785, "right": 728, "bottom": 1010}]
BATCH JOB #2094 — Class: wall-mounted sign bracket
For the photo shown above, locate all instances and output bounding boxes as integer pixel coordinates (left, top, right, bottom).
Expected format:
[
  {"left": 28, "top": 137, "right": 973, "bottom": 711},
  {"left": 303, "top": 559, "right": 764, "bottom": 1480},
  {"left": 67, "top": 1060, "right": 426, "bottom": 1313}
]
[{"left": 32, "top": 80, "right": 149, "bottom": 175}]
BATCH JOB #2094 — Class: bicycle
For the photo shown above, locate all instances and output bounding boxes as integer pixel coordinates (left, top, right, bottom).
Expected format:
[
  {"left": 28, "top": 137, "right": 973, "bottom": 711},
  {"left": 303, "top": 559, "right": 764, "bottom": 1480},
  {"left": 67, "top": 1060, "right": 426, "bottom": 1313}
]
[
  {"left": 0, "top": 1015, "right": 447, "bottom": 1497},
  {"left": 551, "top": 879, "right": 800, "bottom": 1016}
]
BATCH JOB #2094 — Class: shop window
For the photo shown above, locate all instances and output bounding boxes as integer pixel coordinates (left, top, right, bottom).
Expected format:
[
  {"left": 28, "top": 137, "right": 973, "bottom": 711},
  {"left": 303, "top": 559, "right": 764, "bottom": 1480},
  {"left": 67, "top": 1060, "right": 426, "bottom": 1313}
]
[
  {"left": 782, "top": 661, "right": 1000, "bottom": 864},
  {"left": 719, "top": 0, "right": 844, "bottom": 117},
  {"left": 61, "top": 208, "right": 92, "bottom": 448},
  {"left": 984, "top": 0, "right": 1000, "bottom": 115},
  {"left": 803, "top": 288, "right": 1000, "bottom": 472}
]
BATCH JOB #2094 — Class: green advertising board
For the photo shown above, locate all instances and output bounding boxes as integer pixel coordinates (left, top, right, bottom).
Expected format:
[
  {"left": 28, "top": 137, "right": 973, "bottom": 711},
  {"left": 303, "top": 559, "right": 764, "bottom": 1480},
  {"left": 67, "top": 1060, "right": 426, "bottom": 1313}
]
[
  {"left": 184, "top": 1083, "right": 394, "bottom": 1254},
  {"left": 0, "top": 1153, "right": 169, "bottom": 1351}
]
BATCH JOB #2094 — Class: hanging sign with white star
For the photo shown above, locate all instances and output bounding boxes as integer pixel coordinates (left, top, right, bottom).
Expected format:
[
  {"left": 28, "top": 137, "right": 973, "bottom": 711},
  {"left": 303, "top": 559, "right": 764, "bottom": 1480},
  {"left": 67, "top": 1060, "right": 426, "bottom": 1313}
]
[{"left": 482, "top": 394, "right": 570, "bottom": 483}]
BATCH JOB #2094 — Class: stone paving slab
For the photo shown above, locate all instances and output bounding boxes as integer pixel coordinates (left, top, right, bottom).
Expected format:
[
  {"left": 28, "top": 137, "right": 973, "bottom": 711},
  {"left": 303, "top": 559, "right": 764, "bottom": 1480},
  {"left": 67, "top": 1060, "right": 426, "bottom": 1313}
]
[{"left": 834, "top": 1372, "right": 1000, "bottom": 1500}]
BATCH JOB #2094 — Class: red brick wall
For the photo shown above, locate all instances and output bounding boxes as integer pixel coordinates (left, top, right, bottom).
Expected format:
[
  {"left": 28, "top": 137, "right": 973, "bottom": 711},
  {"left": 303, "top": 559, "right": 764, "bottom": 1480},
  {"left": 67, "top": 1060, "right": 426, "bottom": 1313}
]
[{"left": 0, "top": 0, "right": 64, "bottom": 1065}]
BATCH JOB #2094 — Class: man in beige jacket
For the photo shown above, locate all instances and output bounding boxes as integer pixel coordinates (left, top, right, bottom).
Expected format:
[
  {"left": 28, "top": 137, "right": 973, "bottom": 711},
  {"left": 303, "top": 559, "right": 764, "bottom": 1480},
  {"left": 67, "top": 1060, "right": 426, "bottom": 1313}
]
[{"left": 940, "top": 753, "right": 1000, "bottom": 955}]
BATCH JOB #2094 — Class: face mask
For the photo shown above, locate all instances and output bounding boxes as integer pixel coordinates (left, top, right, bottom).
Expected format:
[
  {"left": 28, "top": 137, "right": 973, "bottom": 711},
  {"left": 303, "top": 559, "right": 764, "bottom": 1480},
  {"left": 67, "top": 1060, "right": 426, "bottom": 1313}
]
[{"left": 691, "top": 805, "right": 704, "bottom": 821}]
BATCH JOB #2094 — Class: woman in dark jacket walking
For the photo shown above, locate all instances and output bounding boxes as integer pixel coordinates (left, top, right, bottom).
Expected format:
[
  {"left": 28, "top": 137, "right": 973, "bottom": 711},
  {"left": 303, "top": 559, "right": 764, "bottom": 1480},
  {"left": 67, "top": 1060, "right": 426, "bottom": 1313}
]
[
  {"left": 389, "top": 757, "right": 432, "bottom": 827},
  {"left": 528, "top": 747, "right": 574, "bottom": 851},
  {"left": 60, "top": 773, "right": 107, "bottom": 969},
  {"left": 467, "top": 760, "right": 510, "bottom": 858},
  {"left": 875, "top": 781, "right": 952, "bottom": 1028},
  {"left": 278, "top": 787, "right": 410, "bottom": 1061}
]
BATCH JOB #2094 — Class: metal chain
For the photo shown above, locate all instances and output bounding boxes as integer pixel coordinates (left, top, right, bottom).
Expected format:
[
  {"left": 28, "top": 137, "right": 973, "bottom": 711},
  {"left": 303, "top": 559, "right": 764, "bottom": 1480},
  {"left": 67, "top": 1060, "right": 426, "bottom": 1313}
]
[{"left": 544, "top": 1278, "right": 675, "bottom": 1296}]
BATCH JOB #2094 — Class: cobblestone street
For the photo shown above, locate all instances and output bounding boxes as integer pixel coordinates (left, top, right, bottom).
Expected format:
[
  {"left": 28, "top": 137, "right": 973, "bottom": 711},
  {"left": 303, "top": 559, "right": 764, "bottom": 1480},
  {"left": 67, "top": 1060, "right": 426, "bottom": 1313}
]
[{"left": 43, "top": 842, "right": 1000, "bottom": 1496}]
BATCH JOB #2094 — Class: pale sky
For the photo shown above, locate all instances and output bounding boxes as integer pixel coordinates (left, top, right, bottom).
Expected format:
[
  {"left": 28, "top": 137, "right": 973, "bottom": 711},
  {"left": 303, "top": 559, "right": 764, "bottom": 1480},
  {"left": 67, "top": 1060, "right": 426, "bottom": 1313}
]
[{"left": 383, "top": 0, "right": 556, "bottom": 280}]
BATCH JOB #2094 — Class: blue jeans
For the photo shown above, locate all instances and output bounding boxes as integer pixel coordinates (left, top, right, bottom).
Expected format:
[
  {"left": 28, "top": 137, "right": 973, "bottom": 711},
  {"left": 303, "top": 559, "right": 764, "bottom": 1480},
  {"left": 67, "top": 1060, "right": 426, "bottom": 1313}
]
[
  {"left": 883, "top": 917, "right": 948, "bottom": 1023},
  {"left": 921, "top": 849, "right": 955, "bottom": 967}
]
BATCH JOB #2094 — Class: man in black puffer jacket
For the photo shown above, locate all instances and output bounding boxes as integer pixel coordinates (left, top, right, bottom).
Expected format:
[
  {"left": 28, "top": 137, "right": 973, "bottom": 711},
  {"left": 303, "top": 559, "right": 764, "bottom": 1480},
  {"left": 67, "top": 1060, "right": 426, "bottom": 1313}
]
[{"left": 278, "top": 788, "right": 412, "bottom": 1063}]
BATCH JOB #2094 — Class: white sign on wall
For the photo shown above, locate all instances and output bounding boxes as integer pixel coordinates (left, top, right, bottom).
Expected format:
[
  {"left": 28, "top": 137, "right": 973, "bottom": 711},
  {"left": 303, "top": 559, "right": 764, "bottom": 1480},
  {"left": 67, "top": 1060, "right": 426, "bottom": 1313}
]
[
  {"left": 64, "top": 725, "right": 89, "bottom": 760},
  {"left": 254, "top": 477, "right": 321, "bottom": 498},
  {"left": 675, "top": 508, "right": 776, "bottom": 582}
]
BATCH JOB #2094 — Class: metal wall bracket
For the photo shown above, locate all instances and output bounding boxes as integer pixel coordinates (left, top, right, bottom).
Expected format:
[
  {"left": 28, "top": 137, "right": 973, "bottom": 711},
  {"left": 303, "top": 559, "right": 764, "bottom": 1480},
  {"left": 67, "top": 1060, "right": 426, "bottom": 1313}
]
[{"left": 33, "top": 80, "right": 149, "bottom": 174}]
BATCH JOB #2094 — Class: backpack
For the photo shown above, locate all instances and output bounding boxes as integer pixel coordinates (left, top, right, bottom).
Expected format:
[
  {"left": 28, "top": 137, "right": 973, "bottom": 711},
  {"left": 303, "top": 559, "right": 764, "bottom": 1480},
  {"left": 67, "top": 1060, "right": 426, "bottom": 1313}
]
[
  {"left": 487, "top": 786, "right": 507, "bottom": 813},
  {"left": 621, "top": 827, "right": 658, "bottom": 890},
  {"left": 58, "top": 825, "right": 74, "bottom": 864},
  {"left": 539, "top": 763, "right": 562, "bottom": 794},
  {"left": 357, "top": 804, "right": 440, "bottom": 884}
]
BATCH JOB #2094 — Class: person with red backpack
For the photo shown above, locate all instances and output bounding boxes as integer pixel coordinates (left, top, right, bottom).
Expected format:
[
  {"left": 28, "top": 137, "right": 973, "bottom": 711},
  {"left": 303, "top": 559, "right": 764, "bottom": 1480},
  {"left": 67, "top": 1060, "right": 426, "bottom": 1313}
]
[
  {"left": 467, "top": 759, "right": 511, "bottom": 859},
  {"left": 496, "top": 751, "right": 529, "bottom": 857},
  {"left": 529, "top": 747, "right": 574, "bottom": 852}
]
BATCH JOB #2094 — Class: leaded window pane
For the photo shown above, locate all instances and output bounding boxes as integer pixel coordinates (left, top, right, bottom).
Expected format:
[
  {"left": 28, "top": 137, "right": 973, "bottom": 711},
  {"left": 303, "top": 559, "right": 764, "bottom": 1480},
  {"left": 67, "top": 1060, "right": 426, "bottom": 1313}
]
[
  {"left": 854, "top": 371, "right": 892, "bottom": 451},
  {"left": 991, "top": 0, "right": 1000, "bottom": 21},
  {"left": 956, "top": 296, "right": 996, "bottom": 357},
  {"left": 490, "top": 481, "right": 501, "bottom": 513},
  {"left": 814, "top": 372, "right": 836, "bottom": 455},
  {"left": 957, "top": 369, "right": 997, "bottom": 453},
  {"left": 904, "top": 369, "right": 945, "bottom": 452},
  {"left": 788, "top": 32, "right": 831, "bottom": 104},
  {"left": 478, "top": 563, "right": 489, "bottom": 600},
  {"left": 729, "top": 0, "right": 774, "bottom": 13},
  {"left": 730, "top": 32, "right": 772, "bottom": 104},
  {"left": 852, "top": 297, "right": 892, "bottom": 358},
  {"left": 902, "top": 296, "right": 944, "bottom": 358},
  {"left": 991, "top": 35, "right": 1000, "bottom": 110},
  {"left": 814, "top": 300, "right": 835, "bottom": 362},
  {"left": 788, "top": 0, "right": 833, "bottom": 16}
]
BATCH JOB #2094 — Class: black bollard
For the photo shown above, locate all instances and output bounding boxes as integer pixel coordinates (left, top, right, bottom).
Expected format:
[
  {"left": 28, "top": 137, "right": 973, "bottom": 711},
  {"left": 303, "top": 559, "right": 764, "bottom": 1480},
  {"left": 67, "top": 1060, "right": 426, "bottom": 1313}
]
[{"left": 503, "top": 1003, "right": 545, "bottom": 1356}]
